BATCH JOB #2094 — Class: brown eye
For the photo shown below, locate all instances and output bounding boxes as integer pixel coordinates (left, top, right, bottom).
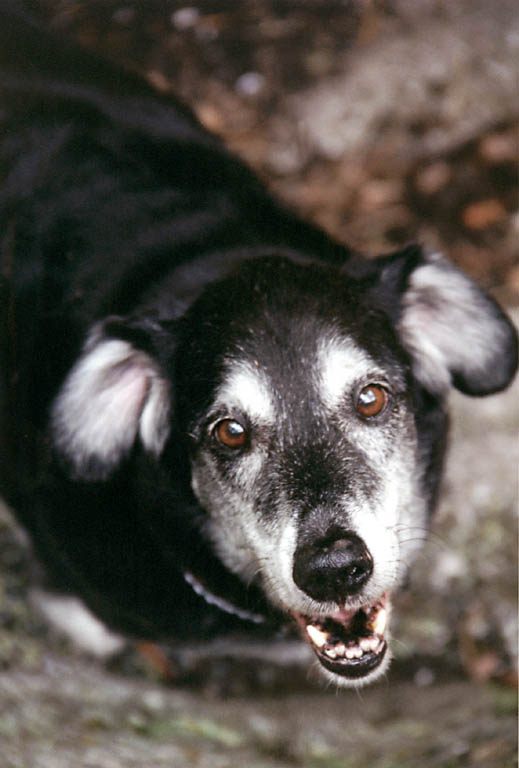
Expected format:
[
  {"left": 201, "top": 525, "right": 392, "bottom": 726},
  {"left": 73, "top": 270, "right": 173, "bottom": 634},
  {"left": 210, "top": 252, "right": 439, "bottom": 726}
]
[
  {"left": 355, "top": 385, "right": 389, "bottom": 418},
  {"left": 214, "top": 419, "right": 248, "bottom": 449}
]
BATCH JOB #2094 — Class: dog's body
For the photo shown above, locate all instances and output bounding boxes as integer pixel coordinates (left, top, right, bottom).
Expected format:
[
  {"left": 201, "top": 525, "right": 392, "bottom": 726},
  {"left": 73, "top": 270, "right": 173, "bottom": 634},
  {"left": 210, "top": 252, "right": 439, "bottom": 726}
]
[{"left": 1, "top": 3, "right": 517, "bottom": 686}]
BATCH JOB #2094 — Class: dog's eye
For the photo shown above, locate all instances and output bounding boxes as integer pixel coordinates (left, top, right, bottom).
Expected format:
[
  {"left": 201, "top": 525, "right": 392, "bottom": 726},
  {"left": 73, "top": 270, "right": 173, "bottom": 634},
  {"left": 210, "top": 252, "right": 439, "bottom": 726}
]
[
  {"left": 214, "top": 419, "right": 248, "bottom": 449},
  {"left": 355, "top": 385, "right": 389, "bottom": 418}
]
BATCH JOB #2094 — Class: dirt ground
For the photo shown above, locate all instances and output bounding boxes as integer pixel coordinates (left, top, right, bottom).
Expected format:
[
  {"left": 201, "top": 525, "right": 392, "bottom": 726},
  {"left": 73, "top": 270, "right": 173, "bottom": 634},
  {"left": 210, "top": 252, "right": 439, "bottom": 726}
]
[
  {"left": 37, "top": 0, "right": 519, "bottom": 298},
  {"left": 0, "top": 1, "right": 518, "bottom": 767},
  {"left": 1, "top": 653, "right": 516, "bottom": 767}
]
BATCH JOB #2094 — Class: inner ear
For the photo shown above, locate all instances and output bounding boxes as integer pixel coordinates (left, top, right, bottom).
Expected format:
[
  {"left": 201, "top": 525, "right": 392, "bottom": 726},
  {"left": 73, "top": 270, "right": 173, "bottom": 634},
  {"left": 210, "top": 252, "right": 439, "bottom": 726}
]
[
  {"left": 51, "top": 322, "right": 170, "bottom": 481},
  {"left": 395, "top": 251, "right": 518, "bottom": 395}
]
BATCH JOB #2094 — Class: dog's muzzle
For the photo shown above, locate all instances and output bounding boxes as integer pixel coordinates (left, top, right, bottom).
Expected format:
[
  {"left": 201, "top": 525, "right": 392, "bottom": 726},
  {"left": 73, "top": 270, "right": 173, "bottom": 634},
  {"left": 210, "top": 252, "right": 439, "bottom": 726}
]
[{"left": 291, "top": 528, "right": 389, "bottom": 682}]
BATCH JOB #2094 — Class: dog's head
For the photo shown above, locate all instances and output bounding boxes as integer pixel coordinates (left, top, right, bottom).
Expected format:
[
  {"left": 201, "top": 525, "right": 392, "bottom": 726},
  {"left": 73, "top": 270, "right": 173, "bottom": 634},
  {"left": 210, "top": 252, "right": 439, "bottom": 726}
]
[{"left": 51, "top": 247, "right": 517, "bottom": 686}]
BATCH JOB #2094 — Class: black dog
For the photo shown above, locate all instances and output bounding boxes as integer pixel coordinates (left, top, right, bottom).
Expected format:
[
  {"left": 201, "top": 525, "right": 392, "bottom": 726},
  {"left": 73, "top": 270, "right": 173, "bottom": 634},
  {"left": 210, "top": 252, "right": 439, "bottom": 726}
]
[{"left": 1, "top": 2, "right": 517, "bottom": 686}]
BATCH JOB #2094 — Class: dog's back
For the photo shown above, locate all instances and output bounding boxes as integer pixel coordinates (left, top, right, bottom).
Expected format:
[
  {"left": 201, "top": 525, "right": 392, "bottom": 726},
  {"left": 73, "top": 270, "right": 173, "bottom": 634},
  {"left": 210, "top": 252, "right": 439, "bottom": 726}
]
[{"left": 0, "top": 2, "right": 352, "bottom": 482}]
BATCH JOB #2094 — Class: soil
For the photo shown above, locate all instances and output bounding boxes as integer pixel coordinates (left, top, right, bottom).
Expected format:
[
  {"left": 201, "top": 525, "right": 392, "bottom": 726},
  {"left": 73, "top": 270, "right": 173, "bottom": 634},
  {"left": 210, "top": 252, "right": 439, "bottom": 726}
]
[{"left": 36, "top": 0, "right": 519, "bottom": 298}]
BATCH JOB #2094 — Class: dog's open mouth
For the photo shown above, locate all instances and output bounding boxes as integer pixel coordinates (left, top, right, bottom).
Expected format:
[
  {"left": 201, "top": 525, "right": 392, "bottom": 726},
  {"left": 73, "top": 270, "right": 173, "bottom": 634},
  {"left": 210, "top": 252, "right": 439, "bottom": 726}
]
[{"left": 292, "top": 593, "right": 390, "bottom": 680}]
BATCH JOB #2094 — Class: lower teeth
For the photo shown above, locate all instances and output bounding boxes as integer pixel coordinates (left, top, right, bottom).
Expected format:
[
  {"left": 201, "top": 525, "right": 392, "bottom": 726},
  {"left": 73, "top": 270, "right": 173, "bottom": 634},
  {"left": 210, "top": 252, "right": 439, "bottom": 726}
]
[
  {"left": 323, "top": 638, "right": 382, "bottom": 660},
  {"left": 304, "top": 601, "right": 388, "bottom": 663}
]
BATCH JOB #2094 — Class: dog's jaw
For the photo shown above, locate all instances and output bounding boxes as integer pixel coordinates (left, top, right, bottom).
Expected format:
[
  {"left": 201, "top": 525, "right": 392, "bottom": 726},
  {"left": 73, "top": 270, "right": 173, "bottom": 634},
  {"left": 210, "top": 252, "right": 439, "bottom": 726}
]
[
  {"left": 291, "top": 593, "right": 392, "bottom": 687},
  {"left": 197, "top": 494, "right": 408, "bottom": 687}
]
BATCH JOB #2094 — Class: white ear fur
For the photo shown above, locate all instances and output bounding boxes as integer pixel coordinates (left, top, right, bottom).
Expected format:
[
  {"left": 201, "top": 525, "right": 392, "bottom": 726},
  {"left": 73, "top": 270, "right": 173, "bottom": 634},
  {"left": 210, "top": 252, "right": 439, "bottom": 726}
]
[
  {"left": 51, "top": 331, "right": 170, "bottom": 480},
  {"left": 398, "top": 253, "right": 517, "bottom": 395}
]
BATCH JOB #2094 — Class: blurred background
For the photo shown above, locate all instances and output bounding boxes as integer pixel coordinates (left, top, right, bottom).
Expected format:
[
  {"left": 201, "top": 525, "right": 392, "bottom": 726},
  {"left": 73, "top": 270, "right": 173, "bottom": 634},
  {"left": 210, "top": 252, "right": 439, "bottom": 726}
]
[{"left": 1, "top": 2, "right": 517, "bottom": 767}]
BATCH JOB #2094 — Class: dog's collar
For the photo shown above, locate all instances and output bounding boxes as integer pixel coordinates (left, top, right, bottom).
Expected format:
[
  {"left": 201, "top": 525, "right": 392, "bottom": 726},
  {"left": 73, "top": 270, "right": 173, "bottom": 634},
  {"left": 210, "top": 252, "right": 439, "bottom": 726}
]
[
  {"left": 179, "top": 536, "right": 286, "bottom": 628},
  {"left": 182, "top": 569, "right": 266, "bottom": 624}
]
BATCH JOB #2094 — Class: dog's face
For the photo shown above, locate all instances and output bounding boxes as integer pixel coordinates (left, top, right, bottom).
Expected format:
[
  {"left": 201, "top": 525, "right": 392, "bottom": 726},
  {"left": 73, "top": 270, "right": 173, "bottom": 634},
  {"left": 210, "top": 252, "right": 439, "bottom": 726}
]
[
  {"left": 51, "top": 250, "right": 517, "bottom": 686},
  {"left": 185, "top": 278, "right": 423, "bottom": 685},
  {"left": 172, "top": 253, "right": 512, "bottom": 685}
]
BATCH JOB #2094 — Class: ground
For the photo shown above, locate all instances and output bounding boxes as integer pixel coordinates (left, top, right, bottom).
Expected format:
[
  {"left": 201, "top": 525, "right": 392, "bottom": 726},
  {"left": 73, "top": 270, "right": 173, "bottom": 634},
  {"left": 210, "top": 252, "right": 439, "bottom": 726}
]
[
  {"left": 1, "top": 657, "right": 516, "bottom": 767},
  {"left": 0, "top": 1, "right": 517, "bottom": 766}
]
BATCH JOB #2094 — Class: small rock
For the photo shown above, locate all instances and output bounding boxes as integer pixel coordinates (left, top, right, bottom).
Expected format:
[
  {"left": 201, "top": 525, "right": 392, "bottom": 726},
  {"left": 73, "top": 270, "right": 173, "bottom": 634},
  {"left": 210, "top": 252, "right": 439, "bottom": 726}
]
[
  {"left": 479, "top": 131, "right": 517, "bottom": 163},
  {"left": 414, "top": 667, "right": 435, "bottom": 686},
  {"left": 171, "top": 7, "right": 199, "bottom": 31},
  {"left": 235, "top": 72, "right": 266, "bottom": 98},
  {"left": 146, "top": 70, "right": 173, "bottom": 93},
  {"left": 415, "top": 161, "right": 451, "bottom": 195},
  {"left": 358, "top": 179, "right": 404, "bottom": 211}
]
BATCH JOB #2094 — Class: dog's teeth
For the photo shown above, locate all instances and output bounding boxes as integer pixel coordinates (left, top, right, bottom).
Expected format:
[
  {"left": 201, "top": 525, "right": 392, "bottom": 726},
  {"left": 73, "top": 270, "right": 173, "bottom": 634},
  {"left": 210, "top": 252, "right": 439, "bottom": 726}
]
[
  {"left": 352, "top": 646, "right": 363, "bottom": 658},
  {"left": 324, "top": 647, "right": 337, "bottom": 659},
  {"left": 371, "top": 607, "right": 388, "bottom": 636},
  {"left": 306, "top": 624, "right": 328, "bottom": 648},
  {"left": 334, "top": 642, "right": 346, "bottom": 657},
  {"left": 363, "top": 637, "right": 378, "bottom": 652},
  {"left": 372, "top": 637, "right": 383, "bottom": 653},
  {"left": 345, "top": 647, "right": 356, "bottom": 660}
]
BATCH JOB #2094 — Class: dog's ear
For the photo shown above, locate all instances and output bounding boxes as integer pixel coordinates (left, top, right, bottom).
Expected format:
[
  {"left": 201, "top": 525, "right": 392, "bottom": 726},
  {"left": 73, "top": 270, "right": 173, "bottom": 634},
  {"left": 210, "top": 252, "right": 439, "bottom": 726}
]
[
  {"left": 375, "top": 247, "right": 518, "bottom": 395},
  {"left": 51, "top": 318, "right": 171, "bottom": 481}
]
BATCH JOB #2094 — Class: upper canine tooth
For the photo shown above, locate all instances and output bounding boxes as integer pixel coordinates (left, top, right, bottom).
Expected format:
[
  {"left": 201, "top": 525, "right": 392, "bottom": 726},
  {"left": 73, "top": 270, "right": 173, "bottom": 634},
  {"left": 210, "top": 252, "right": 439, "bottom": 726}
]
[
  {"left": 306, "top": 624, "right": 328, "bottom": 648},
  {"left": 372, "top": 608, "right": 388, "bottom": 636}
]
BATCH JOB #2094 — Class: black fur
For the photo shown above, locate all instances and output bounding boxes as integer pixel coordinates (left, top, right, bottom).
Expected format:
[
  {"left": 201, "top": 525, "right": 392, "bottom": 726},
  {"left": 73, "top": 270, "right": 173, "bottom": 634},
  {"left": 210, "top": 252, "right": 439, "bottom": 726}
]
[{"left": 1, "top": 2, "right": 517, "bottom": 661}]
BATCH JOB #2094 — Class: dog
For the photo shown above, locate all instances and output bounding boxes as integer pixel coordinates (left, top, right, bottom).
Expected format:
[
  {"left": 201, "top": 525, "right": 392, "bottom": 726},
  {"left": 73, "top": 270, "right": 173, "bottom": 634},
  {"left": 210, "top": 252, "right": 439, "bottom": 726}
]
[{"left": 1, "top": 2, "right": 517, "bottom": 687}]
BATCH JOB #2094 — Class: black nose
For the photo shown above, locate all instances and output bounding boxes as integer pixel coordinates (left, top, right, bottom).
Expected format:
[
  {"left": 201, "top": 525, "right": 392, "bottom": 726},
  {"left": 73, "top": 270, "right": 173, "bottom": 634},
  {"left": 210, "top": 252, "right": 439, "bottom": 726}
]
[{"left": 292, "top": 529, "right": 373, "bottom": 603}]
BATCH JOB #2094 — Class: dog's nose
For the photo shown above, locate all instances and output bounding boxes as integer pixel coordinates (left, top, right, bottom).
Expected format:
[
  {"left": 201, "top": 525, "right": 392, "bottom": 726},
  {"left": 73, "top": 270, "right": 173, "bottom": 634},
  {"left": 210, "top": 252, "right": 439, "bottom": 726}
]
[{"left": 292, "top": 530, "right": 373, "bottom": 602}]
